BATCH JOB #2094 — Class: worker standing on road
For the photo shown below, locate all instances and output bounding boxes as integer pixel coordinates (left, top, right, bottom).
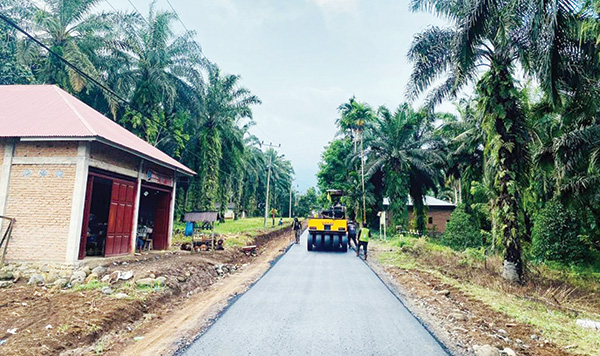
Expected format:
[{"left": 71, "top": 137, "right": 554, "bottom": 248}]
[
  {"left": 293, "top": 218, "right": 302, "bottom": 244},
  {"left": 347, "top": 220, "right": 357, "bottom": 250},
  {"left": 356, "top": 224, "right": 371, "bottom": 260}
]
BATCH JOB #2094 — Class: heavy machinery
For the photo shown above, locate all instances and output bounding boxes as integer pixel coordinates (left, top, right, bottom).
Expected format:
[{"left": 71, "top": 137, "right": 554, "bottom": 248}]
[{"left": 307, "top": 189, "right": 348, "bottom": 252}]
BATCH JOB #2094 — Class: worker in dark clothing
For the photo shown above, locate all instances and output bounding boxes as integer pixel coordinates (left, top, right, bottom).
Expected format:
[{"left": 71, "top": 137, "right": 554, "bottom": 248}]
[
  {"left": 293, "top": 218, "right": 302, "bottom": 244},
  {"left": 347, "top": 220, "right": 357, "bottom": 250},
  {"left": 357, "top": 224, "right": 371, "bottom": 260}
]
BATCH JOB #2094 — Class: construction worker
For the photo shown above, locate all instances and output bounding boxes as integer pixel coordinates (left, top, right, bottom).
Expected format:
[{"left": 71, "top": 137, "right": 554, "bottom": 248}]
[
  {"left": 293, "top": 217, "right": 302, "bottom": 244},
  {"left": 356, "top": 223, "right": 371, "bottom": 260},
  {"left": 347, "top": 220, "right": 357, "bottom": 250}
]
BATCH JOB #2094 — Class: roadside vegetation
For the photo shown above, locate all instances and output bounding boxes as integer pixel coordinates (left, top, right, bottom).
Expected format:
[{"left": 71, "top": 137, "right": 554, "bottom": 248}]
[
  {"left": 372, "top": 234, "right": 600, "bottom": 355},
  {"left": 0, "top": 0, "right": 297, "bottom": 221},
  {"left": 317, "top": 0, "right": 600, "bottom": 287},
  {"left": 172, "top": 217, "right": 296, "bottom": 248}
]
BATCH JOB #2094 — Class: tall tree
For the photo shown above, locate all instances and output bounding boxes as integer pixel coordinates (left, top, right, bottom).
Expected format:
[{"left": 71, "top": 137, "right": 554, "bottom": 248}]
[
  {"left": 0, "top": 1, "right": 34, "bottom": 84},
  {"left": 185, "top": 65, "right": 260, "bottom": 210},
  {"left": 365, "top": 104, "right": 446, "bottom": 232},
  {"left": 337, "top": 97, "right": 375, "bottom": 223},
  {"left": 407, "top": 0, "right": 587, "bottom": 283},
  {"left": 24, "top": 0, "right": 115, "bottom": 94}
]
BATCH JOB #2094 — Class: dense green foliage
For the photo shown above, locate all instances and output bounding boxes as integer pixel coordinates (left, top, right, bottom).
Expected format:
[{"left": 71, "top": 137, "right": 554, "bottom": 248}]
[
  {"left": 2, "top": 0, "right": 600, "bottom": 280},
  {"left": 296, "top": 187, "right": 319, "bottom": 217},
  {"left": 0, "top": 0, "right": 295, "bottom": 219},
  {"left": 316, "top": 0, "right": 600, "bottom": 283},
  {"left": 442, "top": 205, "right": 482, "bottom": 250},
  {"left": 531, "top": 200, "right": 588, "bottom": 265}
]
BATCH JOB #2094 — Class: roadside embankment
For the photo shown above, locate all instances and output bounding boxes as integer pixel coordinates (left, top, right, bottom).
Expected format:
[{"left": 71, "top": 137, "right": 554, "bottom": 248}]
[
  {"left": 0, "top": 224, "right": 294, "bottom": 356},
  {"left": 368, "top": 235, "right": 600, "bottom": 356}
]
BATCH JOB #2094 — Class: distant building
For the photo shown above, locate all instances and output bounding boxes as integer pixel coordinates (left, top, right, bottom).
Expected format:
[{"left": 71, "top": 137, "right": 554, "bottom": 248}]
[
  {"left": 407, "top": 196, "right": 456, "bottom": 233},
  {"left": 216, "top": 203, "right": 236, "bottom": 220}
]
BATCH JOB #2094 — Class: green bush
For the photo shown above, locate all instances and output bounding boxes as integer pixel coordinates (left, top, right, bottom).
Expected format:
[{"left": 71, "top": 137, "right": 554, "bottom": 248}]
[
  {"left": 531, "top": 199, "right": 588, "bottom": 264},
  {"left": 442, "top": 205, "right": 482, "bottom": 250}
]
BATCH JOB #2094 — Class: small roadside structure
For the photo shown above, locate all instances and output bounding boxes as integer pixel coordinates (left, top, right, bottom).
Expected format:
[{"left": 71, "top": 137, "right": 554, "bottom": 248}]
[
  {"left": 216, "top": 203, "right": 235, "bottom": 220},
  {"left": 0, "top": 85, "right": 195, "bottom": 264},
  {"left": 407, "top": 196, "right": 456, "bottom": 233}
]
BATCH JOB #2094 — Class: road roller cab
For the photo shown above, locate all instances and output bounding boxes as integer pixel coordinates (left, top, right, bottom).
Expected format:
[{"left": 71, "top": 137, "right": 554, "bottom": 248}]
[{"left": 307, "top": 190, "right": 348, "bottom": 252}]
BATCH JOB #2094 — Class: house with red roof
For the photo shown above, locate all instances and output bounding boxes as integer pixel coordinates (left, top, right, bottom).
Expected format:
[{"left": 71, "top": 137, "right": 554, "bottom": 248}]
[{"left": 0, "top": 85, "right": 195, "bottom": 263}]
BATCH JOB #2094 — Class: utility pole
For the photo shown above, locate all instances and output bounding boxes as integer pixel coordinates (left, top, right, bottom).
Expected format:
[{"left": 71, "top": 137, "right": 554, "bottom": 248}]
[
  {"left": 262, "top": 142, "right": 281, "bottom": 227},
  {"left": 361, "top": 132, "right": 366, "bottom": 224},
  {"left": 289, "top": 183, "right": 297, "bottom": 218}
]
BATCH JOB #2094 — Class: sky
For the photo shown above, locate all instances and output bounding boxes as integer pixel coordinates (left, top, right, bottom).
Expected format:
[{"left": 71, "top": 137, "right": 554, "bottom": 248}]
[{"left": 116, "top": 0, "right": 449, "bottom": 192}]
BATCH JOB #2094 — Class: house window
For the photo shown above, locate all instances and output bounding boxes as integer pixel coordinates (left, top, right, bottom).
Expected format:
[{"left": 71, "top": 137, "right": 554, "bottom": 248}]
[{"left": 428, "top": 217, "right": 433, "bottom": 224}]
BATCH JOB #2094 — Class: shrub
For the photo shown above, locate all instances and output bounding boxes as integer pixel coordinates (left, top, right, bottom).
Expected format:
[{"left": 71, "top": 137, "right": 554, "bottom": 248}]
[
  {"left": 531, "top": 199, "right": 588, "bottom": 264},
  {"left": 442, "top": 205, "right": 482, "bottom": 250},
  {"left": 460, "top": 247, "right": 487, "bottom": 267}
]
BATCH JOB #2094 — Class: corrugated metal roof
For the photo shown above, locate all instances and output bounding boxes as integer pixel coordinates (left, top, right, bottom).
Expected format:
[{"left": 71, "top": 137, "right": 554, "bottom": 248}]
[
  {"left": 0, "top": 85, "right": 195, "bottom": 175},
  {"left": 184, "top": 212, "right": 218, "bottom": 222},
  {"left": 407, "top": 196, "right": 456, "bottom": 207}
]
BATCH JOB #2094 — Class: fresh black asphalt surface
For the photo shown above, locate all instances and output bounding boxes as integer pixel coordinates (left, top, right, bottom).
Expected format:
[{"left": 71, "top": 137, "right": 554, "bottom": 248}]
[{"left": 183, "top": 230, "right": 448, "bottom": 356}]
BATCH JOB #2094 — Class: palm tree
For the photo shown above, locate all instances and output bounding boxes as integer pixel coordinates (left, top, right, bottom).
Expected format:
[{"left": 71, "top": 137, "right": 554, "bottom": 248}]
[
  {"left": 442, "top": 98, "right": 485, "bottom": 211},
  {"left": 337, "top": 97, "right": 375, "bottom": 223},
  {"left": 112, "top": 2, "right": 203, "bottom": 121},
  {"left": 365, "top": 104, "right": 446, "bottom": 232},
  {"left": 264, "top": 148, "right": 294, "bottom": 217},
  {"left": 185, "top": 65, "right": 261, "bottom": 210},
  {"left": 25, "top": 0, "right": 115, "bottom": 93},
  {"left": 0, "top": 0, "right": 34, "bottom": 84},
  {"left": 407, "top": 0, "right": 586, "bottom": 283}
]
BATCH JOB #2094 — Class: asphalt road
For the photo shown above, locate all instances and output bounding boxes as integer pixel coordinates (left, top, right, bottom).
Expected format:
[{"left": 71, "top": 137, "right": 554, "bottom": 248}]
[{"left": 183, "top": 230, "right": 448, "bottom": 356}]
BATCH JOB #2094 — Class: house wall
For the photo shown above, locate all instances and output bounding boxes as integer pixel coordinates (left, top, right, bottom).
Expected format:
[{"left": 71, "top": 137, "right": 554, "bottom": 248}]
[
  {"left": 1, "top": 140, "right": 180, "bottom": 263},
  {"left": 0, "top": 143, "right": 5, "bottom": 174},
  {"left": 14, "top": 141, "right": 78, "bottom": 157},
  {"left": 427, "top": 209, "right": 453, "bottom": 233},
  {"left": 4, "top": 162, "right": 77, "bottom": 262},
  {"left": 89, "top": 142, "right": 139, "bottom": 177},
  {"left": 408, "top": 207, "right": 454, "bottom": 233}
]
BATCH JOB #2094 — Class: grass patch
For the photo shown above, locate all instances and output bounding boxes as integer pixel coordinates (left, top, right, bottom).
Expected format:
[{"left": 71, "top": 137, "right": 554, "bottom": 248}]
[
  {"left": 173, "top": 217, "right": 294, "bottom": 247},
  {"left": 213, "top": 217, "right": 293, "bottom": 236},
  {"left": 374, "top": 235, "right": 600, "bottom": 355},
  {"left": 461, "top": 282, "right": 600, "bottom": 355},
  {"left": 73, "top": 280, "right": 107, "bottom": 291}
]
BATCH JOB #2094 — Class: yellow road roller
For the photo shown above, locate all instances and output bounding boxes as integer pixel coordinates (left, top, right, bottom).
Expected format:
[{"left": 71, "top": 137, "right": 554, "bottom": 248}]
[{"left": 307, "top": 189, "right": 348, "bottom": 252}]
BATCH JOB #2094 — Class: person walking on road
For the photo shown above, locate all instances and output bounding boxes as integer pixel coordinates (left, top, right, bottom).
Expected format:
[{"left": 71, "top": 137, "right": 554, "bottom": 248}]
[
  {"left": 293, "top": 218, "right": 302, "bottom": 244},
  {"left": 347, "top": 220, "right": 357, "bottom": 250},
  {"left": 356, "top": 224, "right": 371, "bottom": 260}
]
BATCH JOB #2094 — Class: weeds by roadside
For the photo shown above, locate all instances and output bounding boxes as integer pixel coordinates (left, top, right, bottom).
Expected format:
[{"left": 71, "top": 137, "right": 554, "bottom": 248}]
[{"left": 373, "top": 234, "right": 600, "bottom": 355}]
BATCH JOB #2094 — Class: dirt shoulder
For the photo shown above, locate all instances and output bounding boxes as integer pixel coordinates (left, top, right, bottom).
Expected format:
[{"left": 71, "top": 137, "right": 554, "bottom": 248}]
[
  {"left": 117, "top": 230, "right": 292, "bottom": 356},
  {"left": 367, "top": 240, "right": 599, "bottom": 356},
  {"left": 0, "top": 226, "right": 295, "bottom": 356}
]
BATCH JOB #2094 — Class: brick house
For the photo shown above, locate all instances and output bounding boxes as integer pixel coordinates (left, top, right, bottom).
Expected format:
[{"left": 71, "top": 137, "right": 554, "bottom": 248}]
[
  {"left": 407, "top": 196, "right": 456, "bottom": 233},
  {"left": 0, "top": 85, "right": 195, "bottom": 264}
]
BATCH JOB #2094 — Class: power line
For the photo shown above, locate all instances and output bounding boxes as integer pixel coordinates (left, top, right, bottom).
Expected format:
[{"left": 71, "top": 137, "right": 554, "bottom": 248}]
[
  {"left": 0, "top": 11, "right": 132, "bottom": 107},
  {"left": 126, "top": 0, "right": 148, "bottom": 24},
  {"left": 164, "top": 0, "right": 204, "bottom": 56}
]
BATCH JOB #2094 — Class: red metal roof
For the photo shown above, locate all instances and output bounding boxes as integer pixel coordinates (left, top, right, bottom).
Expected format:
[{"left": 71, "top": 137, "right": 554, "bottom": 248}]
[{"left": 0, "top": 85, "right": 195, "bottom": 175}]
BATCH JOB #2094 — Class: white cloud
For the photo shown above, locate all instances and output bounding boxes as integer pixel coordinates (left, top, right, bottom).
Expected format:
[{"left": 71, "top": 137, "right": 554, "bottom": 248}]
[{"left": 310, "top": 0, "right": 358, "bottom": 13}]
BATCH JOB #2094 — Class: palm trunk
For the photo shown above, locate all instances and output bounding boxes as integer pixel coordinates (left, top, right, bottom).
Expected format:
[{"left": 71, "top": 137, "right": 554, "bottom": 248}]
[
  {"left": 200, "top": 128, "right": 221, "bottom": 210},
  {"left": 479, "top": 61, "right": 527, "bottom": 283}
]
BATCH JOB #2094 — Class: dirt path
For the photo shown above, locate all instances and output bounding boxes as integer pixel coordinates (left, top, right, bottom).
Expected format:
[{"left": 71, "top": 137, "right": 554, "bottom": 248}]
[{"left": 120, "top": 234, "right": 292, "bottom": 356}]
